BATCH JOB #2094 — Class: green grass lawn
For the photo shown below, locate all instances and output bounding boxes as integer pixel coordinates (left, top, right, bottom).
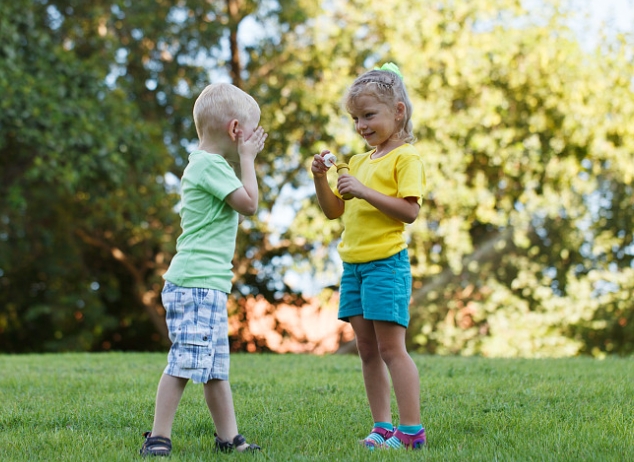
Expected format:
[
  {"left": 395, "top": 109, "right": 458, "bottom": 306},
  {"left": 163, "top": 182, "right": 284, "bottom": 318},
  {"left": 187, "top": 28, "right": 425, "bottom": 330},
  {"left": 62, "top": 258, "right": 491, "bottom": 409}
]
[{"left": 0, "top": 352, "right": 632, "bottom": 461}]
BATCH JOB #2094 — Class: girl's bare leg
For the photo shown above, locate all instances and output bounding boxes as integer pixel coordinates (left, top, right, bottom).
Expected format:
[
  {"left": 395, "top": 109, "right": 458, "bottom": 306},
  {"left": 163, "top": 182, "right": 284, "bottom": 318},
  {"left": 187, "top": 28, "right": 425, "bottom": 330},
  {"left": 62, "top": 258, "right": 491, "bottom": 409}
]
[
  {"left": 373, "top": 321, "right": 421, "bottom": 425},
  {"left": 350, "top": 316, "right": 392, "bottom": 423}
]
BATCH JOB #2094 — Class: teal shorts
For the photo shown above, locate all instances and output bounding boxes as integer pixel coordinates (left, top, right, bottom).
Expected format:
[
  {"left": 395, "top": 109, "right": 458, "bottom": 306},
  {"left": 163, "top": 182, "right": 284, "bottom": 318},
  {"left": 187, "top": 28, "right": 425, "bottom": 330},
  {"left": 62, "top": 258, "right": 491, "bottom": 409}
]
[{"left": 338, "top": 249, "right": 412, "bottom": 328}]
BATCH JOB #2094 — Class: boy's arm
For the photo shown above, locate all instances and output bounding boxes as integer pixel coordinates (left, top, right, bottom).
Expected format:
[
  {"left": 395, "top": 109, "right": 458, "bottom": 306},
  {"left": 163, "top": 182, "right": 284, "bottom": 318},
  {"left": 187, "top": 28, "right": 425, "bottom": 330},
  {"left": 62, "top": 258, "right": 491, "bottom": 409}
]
[
  {"left": 226, "top": 158, "right": 257, "bottom": 216},
  {"left": 226, "top": 127, "right": 265, "bottom": 216},
  {"left": 312, "top": 151, "right": 344, "bottom": 219}
]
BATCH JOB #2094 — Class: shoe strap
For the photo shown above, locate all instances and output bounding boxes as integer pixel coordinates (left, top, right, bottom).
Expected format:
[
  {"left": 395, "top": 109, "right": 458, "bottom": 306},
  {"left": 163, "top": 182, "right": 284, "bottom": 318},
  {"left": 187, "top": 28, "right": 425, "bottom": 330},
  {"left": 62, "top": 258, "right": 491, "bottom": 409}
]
[{"left": 370, "top": 427, "right": 393, "bottom": 439}]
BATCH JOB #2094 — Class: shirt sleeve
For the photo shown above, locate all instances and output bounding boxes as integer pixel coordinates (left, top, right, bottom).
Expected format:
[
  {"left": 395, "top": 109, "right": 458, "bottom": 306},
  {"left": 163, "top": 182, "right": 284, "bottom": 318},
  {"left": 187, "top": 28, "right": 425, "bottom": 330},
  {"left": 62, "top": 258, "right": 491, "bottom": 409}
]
[
  {"left": 197, "top": 155, "right": 243, "bottom": 200},
  {"left": 396, "top": 151, "right": 426, "bottom": 205}
]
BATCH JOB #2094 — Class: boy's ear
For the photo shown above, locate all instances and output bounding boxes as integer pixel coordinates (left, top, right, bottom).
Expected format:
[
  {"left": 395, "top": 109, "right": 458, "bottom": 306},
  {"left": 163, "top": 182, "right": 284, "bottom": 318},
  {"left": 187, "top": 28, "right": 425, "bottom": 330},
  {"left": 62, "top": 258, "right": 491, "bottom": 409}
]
[{"left": 227, "top": 119, "right": 239, "bottom": 141}]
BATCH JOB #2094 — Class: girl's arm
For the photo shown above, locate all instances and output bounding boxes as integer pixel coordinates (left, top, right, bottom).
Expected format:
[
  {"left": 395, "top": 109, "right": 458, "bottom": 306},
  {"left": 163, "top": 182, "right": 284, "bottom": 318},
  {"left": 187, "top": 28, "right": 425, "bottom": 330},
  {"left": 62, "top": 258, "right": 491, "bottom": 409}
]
[
  {"left": 337, "top": 175, "right": 420, "bottom": 223},
  {"left": 312, "top": 151, "right": 344, "bottom": 219}
]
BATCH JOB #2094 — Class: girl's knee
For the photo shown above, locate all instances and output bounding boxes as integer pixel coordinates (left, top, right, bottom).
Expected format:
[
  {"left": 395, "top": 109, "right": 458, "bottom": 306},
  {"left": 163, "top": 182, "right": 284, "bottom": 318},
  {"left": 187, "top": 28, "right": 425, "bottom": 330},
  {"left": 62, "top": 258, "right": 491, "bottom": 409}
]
[
  {"left": 378, "top": 343, "right": 408, "bottom": 365},
  {"left": 356, "top": 339, "right": 381, "bottom": 363}
]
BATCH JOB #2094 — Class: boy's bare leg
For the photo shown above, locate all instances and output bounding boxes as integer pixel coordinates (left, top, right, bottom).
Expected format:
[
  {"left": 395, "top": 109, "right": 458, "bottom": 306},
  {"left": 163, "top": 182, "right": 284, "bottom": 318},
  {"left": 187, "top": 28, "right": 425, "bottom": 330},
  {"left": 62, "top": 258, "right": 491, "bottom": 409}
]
[
  {"left": 350, "top": 316, "right": 392, "bottom": 424},
  {"left": 204, "top": 379, "right": 250, "bottom": 448},
  {"left": 151, "top": 374, "right": 188, "bottom": 438}
]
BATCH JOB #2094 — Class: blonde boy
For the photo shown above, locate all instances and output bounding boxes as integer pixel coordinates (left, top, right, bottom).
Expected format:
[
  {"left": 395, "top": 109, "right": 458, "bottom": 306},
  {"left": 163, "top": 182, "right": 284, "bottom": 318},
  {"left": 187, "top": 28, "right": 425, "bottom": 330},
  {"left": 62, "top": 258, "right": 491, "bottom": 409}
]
[{"left": 140, "top": 83, "right": 267, "bottom": 457}]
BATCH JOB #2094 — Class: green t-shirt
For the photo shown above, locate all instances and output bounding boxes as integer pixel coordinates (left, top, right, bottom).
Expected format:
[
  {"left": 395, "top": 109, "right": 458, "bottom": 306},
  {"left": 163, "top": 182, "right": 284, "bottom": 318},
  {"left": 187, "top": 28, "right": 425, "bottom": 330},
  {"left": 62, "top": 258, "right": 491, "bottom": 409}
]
[{"left": 163, "top": 150, "right": 243, "bottom": 293}]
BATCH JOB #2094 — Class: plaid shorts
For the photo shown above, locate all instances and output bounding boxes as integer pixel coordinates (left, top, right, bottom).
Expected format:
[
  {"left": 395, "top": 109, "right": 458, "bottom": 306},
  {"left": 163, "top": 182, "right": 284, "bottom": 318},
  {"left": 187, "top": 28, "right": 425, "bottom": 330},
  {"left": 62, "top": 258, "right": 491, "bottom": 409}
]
[{"left": 161, "top": 282, "right": 230, "bottom": 383}]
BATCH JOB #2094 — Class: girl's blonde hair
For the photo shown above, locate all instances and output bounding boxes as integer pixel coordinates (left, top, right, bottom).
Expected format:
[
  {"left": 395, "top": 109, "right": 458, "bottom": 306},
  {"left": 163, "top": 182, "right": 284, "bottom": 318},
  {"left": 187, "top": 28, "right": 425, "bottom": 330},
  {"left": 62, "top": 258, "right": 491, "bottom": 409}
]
[
  {"left": 193, "top": 83, "right": 260, "bottom": 141},
  {"left": 344, "top": 69, "right": 415, "bottom": 144}
]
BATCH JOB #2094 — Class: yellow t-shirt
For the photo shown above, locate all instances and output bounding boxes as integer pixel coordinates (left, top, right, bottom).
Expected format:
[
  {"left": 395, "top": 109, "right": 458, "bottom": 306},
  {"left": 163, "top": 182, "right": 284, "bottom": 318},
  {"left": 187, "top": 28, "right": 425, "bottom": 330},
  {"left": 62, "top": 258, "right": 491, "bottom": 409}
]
[{"left": 336, "top": 144, "right": 426, "bottom": 263}]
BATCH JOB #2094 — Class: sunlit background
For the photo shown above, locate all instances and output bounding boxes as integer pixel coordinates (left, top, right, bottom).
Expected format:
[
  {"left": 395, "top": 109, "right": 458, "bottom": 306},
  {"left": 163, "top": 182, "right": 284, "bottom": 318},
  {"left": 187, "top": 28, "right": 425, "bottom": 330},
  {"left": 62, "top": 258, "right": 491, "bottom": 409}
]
[{"left": 1, "top": 0, "right": 634, "bottom": 358}]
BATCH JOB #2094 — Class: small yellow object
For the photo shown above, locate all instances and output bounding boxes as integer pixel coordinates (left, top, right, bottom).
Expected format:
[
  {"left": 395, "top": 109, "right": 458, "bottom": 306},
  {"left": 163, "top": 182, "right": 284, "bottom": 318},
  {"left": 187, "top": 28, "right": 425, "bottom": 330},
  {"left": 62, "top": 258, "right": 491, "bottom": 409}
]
[{"left": 336, "top": 163, "right": 353, "bottom": 200}]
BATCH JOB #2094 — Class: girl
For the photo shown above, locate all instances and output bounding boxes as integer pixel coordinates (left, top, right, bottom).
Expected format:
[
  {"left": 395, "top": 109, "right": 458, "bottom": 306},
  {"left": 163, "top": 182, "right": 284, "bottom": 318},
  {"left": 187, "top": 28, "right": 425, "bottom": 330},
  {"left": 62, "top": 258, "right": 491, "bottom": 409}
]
[{"left": 312, "top": 63, "right": 426, "bottom": 450}]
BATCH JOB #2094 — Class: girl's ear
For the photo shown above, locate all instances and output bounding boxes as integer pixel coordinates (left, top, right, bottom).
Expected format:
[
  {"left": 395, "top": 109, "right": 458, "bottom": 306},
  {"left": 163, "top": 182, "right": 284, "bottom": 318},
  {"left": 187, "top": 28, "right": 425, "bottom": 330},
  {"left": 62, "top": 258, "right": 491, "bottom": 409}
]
[
  {"left": 395, "top": 102, "right": 406, "bottom": 121},
  {"left": 226, "top": 119, "right": 239, "bottom": 141}
]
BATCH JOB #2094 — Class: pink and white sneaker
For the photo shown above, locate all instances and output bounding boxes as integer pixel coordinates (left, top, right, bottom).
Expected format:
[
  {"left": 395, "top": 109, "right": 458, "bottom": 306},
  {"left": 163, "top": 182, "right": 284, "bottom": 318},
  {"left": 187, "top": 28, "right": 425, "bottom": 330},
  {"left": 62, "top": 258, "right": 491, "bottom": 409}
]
[
  {"left": 382, "top": 428, "right": 426, "bottom": 450},
  {"left": 360, "top": 426, "right": 395, "bottom": 448}
]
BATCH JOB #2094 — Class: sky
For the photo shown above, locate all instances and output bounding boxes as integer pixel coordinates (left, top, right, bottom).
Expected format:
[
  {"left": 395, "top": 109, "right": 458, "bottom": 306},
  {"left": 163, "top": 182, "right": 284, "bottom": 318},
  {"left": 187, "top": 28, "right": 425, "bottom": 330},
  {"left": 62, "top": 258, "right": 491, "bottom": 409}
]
[
  {"left": 578, "top": 0, "right": 634, "bottom": 48},
  {"left": 588, "top": 0, "right": 633, "bottom": 28}
]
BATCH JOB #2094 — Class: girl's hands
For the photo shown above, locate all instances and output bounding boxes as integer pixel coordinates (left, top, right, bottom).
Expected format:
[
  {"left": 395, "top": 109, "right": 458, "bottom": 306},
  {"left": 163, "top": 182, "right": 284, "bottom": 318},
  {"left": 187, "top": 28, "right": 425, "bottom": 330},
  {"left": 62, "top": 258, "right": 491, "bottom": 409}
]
[
  {"left": 337, "top": 174, "right": 366, "bottom": 200},
  {"left": 312, "top": 149, "right": 366, "bottom": 199},
  {"left": 311, "top": 150, "right": 333, "bottom": 178},
  {"left": 237, "top": 126, "right": 268, "bottom": 161}
]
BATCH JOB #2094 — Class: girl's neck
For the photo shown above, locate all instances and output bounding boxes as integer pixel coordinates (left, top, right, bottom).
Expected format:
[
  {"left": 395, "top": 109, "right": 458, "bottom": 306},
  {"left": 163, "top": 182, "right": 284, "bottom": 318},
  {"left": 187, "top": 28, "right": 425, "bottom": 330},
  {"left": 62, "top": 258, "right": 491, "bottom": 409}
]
[{"left": 371, "top": 139, "right": 405, "bottom": 159}]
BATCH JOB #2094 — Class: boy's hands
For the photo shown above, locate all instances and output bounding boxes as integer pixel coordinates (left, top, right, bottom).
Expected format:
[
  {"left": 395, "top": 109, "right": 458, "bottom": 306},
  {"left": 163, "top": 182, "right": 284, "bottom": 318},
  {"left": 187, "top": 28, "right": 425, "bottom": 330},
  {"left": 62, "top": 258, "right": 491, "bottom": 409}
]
[
  {"left": 237, "top": 126, "right": 267, "bottom": 161},
  {"left": 227, "top": 126, "right": 265, "bottom": 217},
  {"left": 311, "top": 150, "right": 333, "bottom": 178}
]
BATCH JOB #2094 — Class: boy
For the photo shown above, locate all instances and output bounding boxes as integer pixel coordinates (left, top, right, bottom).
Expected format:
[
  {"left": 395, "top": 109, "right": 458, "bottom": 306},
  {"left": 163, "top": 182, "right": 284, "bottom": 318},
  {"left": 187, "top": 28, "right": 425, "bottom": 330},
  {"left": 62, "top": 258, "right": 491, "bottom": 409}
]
[{"left": 140, "top": 83, "right": 267, "bottom": 457}]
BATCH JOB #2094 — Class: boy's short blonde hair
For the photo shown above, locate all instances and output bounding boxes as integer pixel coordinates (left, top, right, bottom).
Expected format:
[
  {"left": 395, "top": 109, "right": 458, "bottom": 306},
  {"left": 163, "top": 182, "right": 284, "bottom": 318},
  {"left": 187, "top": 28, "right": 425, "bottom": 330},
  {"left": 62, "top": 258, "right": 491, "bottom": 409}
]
[{"left": 193, "top": 83, "right": 260, "bottom": 140}]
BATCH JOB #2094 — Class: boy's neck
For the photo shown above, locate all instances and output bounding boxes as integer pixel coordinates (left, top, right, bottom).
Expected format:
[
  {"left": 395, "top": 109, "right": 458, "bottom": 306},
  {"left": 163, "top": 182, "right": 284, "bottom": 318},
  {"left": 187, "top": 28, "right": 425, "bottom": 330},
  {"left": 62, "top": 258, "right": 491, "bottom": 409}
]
[
  {"left": 198, "top": 139, "right": 239, "bottom": 163},
  {"left": 197, "top": 138, "right": 240, "bottom": 176}
]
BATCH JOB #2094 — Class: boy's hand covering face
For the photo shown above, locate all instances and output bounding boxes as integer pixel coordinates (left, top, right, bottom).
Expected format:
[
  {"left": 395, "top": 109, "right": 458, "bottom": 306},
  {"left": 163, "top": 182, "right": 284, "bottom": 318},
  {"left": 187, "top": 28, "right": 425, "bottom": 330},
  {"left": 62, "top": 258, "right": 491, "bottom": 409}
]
[{"left": 236, "top": 125, "right": 267, "bottom": 161}]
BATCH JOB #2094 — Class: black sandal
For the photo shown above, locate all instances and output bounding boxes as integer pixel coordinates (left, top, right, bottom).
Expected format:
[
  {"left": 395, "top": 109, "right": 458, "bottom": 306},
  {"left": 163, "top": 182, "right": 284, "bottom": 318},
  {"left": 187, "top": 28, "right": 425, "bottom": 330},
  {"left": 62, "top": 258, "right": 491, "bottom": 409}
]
[
  {"left": 214, "top": 433, "right": 261, "bottom": 453},
  {"left": 139, "top": 431, "right": 172, "bottom": 457}
]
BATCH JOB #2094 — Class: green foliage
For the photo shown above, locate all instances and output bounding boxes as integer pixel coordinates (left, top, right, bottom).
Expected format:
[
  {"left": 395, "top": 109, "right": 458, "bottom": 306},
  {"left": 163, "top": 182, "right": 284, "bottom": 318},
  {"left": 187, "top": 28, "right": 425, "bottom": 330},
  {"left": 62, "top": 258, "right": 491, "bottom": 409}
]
[
  {"left": 0, "top": 0, "right": 177, "bottom": 352},
  {"left": 394, "top": 1, "right": 634, "bottom": 357},
  {"left": 0, "top": 353, "right": 633, "bottom": 461},
  {"left": 277, "top": 0, "right": 634, "bottom": 357},
  {"left": 1, "top": 0, "right": 634, "bottom": 356}
]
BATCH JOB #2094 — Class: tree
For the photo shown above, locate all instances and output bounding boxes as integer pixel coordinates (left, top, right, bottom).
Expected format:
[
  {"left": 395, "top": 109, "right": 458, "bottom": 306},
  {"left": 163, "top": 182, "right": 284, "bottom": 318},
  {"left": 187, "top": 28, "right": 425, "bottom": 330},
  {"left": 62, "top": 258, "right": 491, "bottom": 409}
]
[
  {"left": 259, "top": 0, "right": 634, "bottom": 356},
  {"left": 0, "top": 0, "right": 321, "bottom": 352},
  {"left": 0, "top": 0, "right": 181, "bottom": 351},
  {"left": 2, "top": 0, "right": 633, "bottom": 357}
]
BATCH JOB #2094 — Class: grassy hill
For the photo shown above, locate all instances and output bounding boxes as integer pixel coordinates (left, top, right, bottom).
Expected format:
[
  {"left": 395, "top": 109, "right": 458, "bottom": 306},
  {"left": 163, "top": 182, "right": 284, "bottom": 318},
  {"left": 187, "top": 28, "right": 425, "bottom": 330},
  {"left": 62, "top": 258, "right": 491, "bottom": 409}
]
[{"left": 1, "top": 353, "right": 632, "bottom": 461}]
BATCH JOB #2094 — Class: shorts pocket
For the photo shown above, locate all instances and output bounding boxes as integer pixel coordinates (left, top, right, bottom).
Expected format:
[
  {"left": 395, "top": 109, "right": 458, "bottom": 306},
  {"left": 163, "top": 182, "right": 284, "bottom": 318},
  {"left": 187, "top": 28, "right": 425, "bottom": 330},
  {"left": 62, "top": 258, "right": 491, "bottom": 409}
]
[
  {"left": 170, "top": 328, "right": 214, "bottom": 369},
  {"left": 178, "top": 327, "right": 211, "bottom": 345},
  {"left": 367, "top": 256, "right": 396, "bottom": 274},
  {"left": 162, "top": 284, "right": 185, "bottom": 314}
]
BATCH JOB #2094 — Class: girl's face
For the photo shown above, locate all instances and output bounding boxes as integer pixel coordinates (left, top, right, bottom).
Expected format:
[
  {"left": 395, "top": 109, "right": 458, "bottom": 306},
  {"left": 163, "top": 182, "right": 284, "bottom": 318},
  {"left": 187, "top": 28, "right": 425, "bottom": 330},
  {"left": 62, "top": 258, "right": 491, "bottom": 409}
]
[{"left": 348, "top": 95, "right": 403, "bottom": 149}]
